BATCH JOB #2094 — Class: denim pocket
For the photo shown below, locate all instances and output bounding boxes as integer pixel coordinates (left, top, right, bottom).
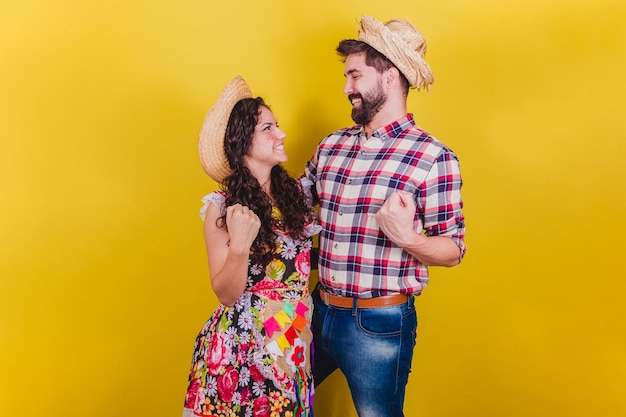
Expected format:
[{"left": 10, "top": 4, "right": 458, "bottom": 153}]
[{"left": 357, "top": 301, "right": 417, "bottom": 338}]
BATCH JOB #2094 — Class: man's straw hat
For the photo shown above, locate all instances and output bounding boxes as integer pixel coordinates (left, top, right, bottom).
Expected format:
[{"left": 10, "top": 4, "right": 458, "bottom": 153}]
[
  {"left": 198, "top": 76, "right": 252, "bottom": 183},
  {"left": 357, "top": 15, "right": 434, "bottom": 90}
]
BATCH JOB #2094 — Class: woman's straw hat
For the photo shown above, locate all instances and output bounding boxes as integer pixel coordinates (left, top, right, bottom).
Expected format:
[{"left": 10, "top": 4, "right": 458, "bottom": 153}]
[
  {"left": 198, "top": 75, "right": 252, "bottom": 183},
  {"left": 357, "top": 15, "right": 434, "bottom": 90}
]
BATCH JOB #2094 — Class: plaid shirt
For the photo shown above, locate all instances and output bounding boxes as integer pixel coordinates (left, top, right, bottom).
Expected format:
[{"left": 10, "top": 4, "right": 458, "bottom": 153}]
[{"left": 304, "top": 114, "right": 466, "bottom": 298}]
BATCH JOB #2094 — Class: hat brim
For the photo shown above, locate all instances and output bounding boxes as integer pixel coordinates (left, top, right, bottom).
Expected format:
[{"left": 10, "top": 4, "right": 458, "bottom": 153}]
[{"left": 198, "top": 76, "right": 253, "bottom": 183}]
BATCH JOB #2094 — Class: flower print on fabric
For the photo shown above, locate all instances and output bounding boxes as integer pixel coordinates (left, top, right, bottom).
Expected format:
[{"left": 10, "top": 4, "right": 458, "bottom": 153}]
[
  {"left": 294, "top": 251, "right": 311, "bottom": 280},
  {"left": 285, "top": 338, "right": 308, "bottom": 373},
  {"left": 217, "top": 366, "right": 239, "bottom": 402},
  {"left": 182, "top": 192, "right": 318, "bottom": 417},
  {"left": 207, "top": 333, "right": 231, "bottom": 376}
]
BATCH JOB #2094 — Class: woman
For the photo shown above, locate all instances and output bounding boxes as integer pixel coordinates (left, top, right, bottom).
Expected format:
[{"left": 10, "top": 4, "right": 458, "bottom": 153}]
[{"left": 183, "top": 76, "right": 319, "bottom": 417}]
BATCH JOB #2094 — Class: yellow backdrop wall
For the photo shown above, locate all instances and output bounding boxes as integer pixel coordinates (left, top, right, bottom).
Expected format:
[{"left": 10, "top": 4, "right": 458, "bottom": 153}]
[{"left": 1, "top": 1, "right": 625, "bottom": 416}]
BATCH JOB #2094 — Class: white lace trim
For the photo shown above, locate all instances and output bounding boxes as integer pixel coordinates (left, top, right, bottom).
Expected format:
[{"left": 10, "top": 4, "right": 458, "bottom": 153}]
[
  {"left": 199, "top": 192, "right": 225, "bottom": 220},
  {"left": 304, "top": 221, "right": 322, "bottom": 237},
  {"left": 298, "top": 177, "right": 315, "bottom": 204}
]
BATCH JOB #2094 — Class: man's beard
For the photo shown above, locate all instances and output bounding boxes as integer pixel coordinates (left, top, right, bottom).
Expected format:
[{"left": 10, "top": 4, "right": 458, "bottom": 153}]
[{"left": 350, "top": 82, "right": 387, "bottom": 125}]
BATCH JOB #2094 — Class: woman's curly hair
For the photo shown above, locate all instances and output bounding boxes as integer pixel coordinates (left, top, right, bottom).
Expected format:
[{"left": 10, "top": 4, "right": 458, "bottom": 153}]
[{"left": 218, "top": 97, "right": 314, "bottom": 266}]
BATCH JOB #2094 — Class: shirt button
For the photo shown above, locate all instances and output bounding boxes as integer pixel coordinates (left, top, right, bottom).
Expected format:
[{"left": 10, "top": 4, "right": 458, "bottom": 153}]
[
  {"left": 333, "top": 243, "right": 338, "bottom": 249},
  {"left": 331, "top": 276, "right": 336, "bottom": 281},
  {"left": 338, "top": 211, "right": 343, "bottom": 216},
  {"left": 348, "top": 179, "right": 352, "bottom": 184}
]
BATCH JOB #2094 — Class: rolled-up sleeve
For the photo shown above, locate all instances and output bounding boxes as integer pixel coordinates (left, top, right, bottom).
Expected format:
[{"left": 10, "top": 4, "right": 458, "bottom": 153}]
[{"left": 421, "top": 150, "right": 466, "bottom": 261}]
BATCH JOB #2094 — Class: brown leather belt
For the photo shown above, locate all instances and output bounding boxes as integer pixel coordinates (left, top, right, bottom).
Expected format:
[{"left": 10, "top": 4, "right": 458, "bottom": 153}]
[{"left": 319, "top": 287, "right": 411, "bottom": 309}]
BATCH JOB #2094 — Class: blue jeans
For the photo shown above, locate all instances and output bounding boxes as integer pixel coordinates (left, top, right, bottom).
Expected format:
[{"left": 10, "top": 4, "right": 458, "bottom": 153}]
[{"left": 312, "top": 285, "right": 418, "bottom": 417}]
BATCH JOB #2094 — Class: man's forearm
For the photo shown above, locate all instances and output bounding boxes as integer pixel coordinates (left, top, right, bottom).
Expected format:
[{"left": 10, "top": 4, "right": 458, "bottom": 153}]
[{"left": 401, "top": 233, "right": 461, "bottom": 267}]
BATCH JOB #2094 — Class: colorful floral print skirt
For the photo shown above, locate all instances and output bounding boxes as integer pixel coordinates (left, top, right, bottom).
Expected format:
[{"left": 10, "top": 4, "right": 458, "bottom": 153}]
[{"left": 182, "top": 285, "right": 314, "bottom": 417}]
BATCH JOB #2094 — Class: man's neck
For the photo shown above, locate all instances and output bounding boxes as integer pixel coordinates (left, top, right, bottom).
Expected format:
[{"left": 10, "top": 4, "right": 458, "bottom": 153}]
[{"left": 363, "top": 105, "right": 408, "bottom": 139}]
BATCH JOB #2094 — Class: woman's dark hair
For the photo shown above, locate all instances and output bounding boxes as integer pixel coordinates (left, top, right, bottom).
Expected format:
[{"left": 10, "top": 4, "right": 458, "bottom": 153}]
[
  {"left": 337, "top": 39, "right": 410, "bottom": 95},
  {"left": 218, "top": 97, "right": 314, "bottom": 266}
]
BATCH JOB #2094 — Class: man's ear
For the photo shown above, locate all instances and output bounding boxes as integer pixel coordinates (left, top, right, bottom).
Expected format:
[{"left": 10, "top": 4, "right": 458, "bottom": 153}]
[{"left": 386, "top": 67, "right": 401, "bottom": 89}]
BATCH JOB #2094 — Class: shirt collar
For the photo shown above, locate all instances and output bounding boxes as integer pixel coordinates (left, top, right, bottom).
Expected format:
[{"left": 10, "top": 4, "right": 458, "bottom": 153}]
[{"left": 369, "top": 113, "right": 416, "bottom": 141}]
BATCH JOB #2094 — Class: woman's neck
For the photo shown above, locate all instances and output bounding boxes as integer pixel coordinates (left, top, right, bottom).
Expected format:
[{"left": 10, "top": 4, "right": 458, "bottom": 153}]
[{"left": 260, "top": 177, "right": 271, "bottom": 196}]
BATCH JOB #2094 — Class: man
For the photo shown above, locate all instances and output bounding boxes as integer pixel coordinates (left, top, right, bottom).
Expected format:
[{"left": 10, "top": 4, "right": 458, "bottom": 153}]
[{"left": 303, "top": 16, "right": 467, "bottom": 417}]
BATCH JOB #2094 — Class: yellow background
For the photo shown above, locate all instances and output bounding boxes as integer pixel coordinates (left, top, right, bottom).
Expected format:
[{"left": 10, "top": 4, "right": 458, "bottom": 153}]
[{"left": 1, "top": 0, "right": 625, "bottom": 416}]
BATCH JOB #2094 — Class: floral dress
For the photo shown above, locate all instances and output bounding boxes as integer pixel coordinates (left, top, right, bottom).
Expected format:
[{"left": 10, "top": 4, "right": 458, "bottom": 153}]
[{"left": 183, "top": 191, "right": 320, "bottom": 417}]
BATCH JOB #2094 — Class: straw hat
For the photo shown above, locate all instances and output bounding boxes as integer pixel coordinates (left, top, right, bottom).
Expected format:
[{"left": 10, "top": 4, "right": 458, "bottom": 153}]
[
  {"left": 198, "top": 76, "right": 252, "bottom": 183},
  {"left": 357, "top": 15, "right": 434, "bottom": 90}
]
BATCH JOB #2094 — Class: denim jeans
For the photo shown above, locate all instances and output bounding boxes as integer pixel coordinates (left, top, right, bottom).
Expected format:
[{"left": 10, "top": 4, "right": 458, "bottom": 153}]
[{"left": 312, "top": 284, "right": 418, "bottom": 417}]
